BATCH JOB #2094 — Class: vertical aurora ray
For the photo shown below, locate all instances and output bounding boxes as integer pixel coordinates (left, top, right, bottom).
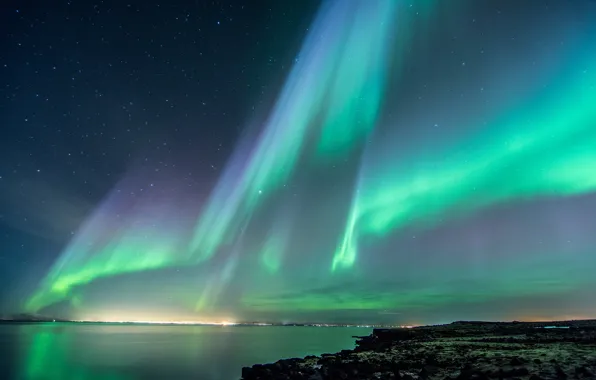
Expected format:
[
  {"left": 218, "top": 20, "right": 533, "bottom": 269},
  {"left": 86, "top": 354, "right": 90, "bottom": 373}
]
[
  {"left": 331, "top": 175, "right": 362, "bottom": 272},
  {"left": 194, "top": 219, "right": 247, "bottom": 312},
  {"left": 260, "top": 201, "right": 297, "bottom": 274},
  {"left": 259, "top": 234, "right": 284, "bottom": 274},
  {"left": 315, "top": 1, "right": 398, "bottom": 156},
  {"left": 332, "top": 46, "right": 596, "bottom": 271},
  {"left": 189, "top": 0, "right": 403, "bottom": 262},
  {"left": 194, "top": 252, "right": 239, "bottom": 312}
]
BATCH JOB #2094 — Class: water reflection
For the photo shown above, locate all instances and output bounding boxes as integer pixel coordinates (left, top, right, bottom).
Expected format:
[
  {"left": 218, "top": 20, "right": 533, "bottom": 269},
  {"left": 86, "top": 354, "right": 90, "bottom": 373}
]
[
  {"left": 20, "top": 324, "right": 132, "bottom": 380},
  {"left": 2, "top": 324, "right": 368, "bottom": 380}
]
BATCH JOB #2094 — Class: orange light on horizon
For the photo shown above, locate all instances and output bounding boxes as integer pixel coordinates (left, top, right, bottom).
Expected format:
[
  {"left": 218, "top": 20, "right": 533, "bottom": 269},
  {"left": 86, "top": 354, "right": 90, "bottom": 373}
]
[
  {"left": 77, "top": 319, "right": 238, "bottom": 326},
  {"left": 513, "top": 314, "right": 594, "bottom": 323}
]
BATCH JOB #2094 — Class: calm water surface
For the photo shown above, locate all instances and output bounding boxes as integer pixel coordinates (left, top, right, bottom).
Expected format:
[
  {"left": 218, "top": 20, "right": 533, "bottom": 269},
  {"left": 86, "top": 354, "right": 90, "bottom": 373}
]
[{"left": 0, "top": 323, "right": 370, "bottom": 380}]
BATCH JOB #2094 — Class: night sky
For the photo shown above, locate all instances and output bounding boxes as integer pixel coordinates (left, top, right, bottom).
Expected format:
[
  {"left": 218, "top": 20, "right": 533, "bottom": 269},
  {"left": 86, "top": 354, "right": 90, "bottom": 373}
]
[{"left": 1, "top": 0, "right": 595, "bottom": 324}]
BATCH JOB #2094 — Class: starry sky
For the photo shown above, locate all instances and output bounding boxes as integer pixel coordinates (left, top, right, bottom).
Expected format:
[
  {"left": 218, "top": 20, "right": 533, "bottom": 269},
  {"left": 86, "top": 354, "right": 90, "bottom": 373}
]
[{"left": 1, "top": 0, "right": 595, "bottom": 325}]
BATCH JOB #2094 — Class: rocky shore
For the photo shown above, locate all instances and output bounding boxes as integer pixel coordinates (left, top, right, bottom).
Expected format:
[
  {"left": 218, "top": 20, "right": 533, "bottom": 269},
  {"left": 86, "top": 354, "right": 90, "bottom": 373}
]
[{"left": 241, "top": 320, "right": 596, "bottom": 380}]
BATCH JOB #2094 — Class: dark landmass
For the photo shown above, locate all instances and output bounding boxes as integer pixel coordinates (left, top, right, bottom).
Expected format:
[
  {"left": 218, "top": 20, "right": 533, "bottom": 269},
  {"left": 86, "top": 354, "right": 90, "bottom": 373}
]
[{"left": 241, "top": 320, "right": 596, "bottom": 380}]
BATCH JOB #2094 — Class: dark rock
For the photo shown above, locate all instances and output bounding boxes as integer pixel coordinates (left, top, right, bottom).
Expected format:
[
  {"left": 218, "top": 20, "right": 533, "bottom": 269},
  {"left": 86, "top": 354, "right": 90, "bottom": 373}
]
[
  {"left": 456, "top": 369, "right": 474, "bottom": 380},
  {"left": 510, "top": 356, "right": 524, "bottom": 366},
  {"left": 389, "top": 361, "right": 401, "bottom": 378},
  {"left": 511, "top": 367, "right": 529, "bottom": 376},
  {"left": 241, "top": 367, "right": 254, "bottom": 380},
  {"left": 329, "top": 369, "right": 347, "bottom": 380},
  {"left": 273, "top": 362, "right": 283, "bottom": 371},
  {"left": 425, "top": 355, "right": 439, "bottom": 366},
  {"left": 575, "top": 365, "right": 593, "bottom": 377},
  {"left": 317, "top": 356, "right": 335, "bottom": 366},
  {"left": 423, "top": 365, "right": 439, "bottom": 375},
  {"left": 555, "top": 365, "right": 567, "bottom": 379}
]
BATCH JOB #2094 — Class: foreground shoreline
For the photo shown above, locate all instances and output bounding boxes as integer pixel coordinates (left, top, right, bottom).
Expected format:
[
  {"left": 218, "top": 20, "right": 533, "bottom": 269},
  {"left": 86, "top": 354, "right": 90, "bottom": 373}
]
[{"left": 241, "top": 320, "right": 596, "bottom": 380}]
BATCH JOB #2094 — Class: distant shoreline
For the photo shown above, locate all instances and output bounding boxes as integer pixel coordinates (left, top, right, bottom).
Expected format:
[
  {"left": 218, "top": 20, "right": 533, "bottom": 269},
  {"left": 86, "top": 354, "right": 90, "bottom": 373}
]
[{"left": 0, "top": 319, "right": 393, "bottom": 327}]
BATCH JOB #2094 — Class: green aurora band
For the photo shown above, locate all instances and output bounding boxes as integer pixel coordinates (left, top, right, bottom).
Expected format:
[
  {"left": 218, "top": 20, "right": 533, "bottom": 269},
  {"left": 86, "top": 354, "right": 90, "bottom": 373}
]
[
  {"left": 26, "top": 0, "right": 422, "bottom": 313},
  {"left": 332, "top": 48, "right": 596, "bottom": 270},
  {"left": 24, "top": 0, "right": 596, "bottom": 319},
  {"left": 25, "top": 179, "right": 194, "bottom": 312}
]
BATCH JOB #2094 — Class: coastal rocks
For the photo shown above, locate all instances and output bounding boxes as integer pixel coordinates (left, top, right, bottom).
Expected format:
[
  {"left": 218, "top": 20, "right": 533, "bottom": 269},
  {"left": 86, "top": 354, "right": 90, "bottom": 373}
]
[{"left": 240, "top": 320, "right": 596, "bottom": 380}]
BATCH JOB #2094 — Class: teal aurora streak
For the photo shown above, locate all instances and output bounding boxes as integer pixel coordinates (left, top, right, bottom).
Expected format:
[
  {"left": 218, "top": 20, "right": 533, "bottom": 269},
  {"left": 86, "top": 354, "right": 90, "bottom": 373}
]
[
  {"left": 333, "top": 47, "right": 596, "bottom": 270},
  {"left": 26, "top": 0, "right": 596, "bottom": 321}
]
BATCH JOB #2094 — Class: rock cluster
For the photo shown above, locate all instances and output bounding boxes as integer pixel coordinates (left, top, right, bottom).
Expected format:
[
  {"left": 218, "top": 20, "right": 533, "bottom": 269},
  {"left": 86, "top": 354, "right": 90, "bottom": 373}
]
[{"left": 241, "top": 320, "right": 596, "bottom": 380}]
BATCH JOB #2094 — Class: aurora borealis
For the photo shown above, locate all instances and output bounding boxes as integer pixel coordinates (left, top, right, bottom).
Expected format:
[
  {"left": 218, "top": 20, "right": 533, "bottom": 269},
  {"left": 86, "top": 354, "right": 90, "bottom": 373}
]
[{"left": 2, "top": 0, "right": 596, "bottom": 324}]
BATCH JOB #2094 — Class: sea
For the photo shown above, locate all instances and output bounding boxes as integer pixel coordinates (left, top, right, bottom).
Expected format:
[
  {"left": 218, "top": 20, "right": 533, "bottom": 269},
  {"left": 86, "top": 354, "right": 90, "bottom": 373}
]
[{"left": 0, "top": 323, "right": 371, "bottom": 380}]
